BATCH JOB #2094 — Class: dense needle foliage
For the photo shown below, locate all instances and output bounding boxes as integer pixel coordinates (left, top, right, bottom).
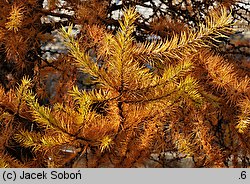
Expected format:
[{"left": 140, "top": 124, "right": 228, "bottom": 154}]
[{"left": 0, "top": 0, "right": 249, "bottom": 168}]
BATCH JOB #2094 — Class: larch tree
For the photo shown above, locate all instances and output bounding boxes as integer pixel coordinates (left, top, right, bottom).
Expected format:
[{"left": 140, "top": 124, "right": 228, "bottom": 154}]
[{"left": 0, "top": 0, "right": 249, "bottom": 168}]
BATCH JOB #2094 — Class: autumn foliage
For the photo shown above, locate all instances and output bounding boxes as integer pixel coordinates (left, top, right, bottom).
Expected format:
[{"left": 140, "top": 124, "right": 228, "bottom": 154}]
[{"left": 0, "top": 0, "right": 249, "bottom": 168}]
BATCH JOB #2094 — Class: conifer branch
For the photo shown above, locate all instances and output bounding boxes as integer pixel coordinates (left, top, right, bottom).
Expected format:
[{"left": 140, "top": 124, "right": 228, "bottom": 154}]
[
  {"left": 0, "top": 153, "right": 24, "bottom": 168},
  {"left": 25, "top": 91, "right": 57, "bottom": 129},
  {"left": 236, "top": 97, "right": 250, "bottom": 134},
  {"left": 5, "top": 4, "right": 25, "bottom": 32},
  {"left": 1, "top": 2, "right": 248, "bottom": 168},
  {"left": 60, "top": 25, "right": 115, "bottom": 89},
  {"left": 14, "top": 130, "right": 42, "bottom": 151},
  {"left": 133, "top": 7, "right": 234, "bottom": 62},
  {"left": 199, "top": 51, "right": 250, "bottom": 134}
]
